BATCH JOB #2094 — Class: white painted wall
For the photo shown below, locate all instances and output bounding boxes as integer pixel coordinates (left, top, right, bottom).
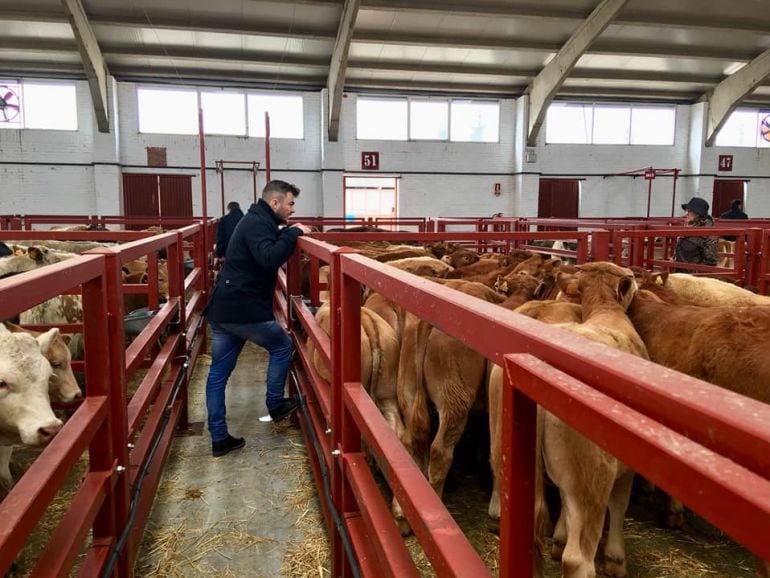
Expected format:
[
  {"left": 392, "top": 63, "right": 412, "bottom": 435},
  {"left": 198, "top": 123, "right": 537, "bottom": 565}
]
[{"left": 1, "top": 77, "right": 769, "bottom": 220}]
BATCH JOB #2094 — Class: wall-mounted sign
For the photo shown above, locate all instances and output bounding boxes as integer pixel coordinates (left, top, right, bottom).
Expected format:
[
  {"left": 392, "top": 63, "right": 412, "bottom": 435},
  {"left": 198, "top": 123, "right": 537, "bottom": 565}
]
[
  {"left": 718, "top": 154, "right": 733, "bottom": 172},
  {"left": 361, "top": 151, "right": 379, "bottom": 171},
  {"left": 493, "top": 182, "right": 502, "bottom": 196}
]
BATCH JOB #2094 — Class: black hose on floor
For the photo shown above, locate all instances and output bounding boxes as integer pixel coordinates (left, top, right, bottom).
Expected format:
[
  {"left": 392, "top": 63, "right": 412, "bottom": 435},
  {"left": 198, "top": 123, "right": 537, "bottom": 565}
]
[
  {"left": 100, "top": 316, "right": 203, "bottom": 578},
  {"left": 290, "top": 370, "right": 362, "bottom": 578}
]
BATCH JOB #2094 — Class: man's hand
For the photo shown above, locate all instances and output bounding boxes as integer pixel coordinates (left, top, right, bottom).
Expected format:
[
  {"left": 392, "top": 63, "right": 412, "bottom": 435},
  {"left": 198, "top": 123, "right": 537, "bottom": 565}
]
[{"left": 290, "top": 223, "right": 313, "bottom": 235}]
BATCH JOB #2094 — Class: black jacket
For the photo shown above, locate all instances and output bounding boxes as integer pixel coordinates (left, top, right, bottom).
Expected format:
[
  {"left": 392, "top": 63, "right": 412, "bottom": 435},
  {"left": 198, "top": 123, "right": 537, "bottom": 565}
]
[
  {"left": 216, "top": 208, "right": 244, "bottom": 258},
  {"left": 206, "top": 200, "right": 303, "bottom": 323},
  {"left": 719, "top": 208, "right": 748, "bottom": 220}
]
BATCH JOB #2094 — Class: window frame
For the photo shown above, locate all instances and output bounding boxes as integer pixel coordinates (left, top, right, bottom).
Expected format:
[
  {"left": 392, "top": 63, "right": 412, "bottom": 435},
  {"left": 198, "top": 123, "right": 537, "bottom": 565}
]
[
  {"left": 356, "top": 95, "right": 501, "bottom": 143},
  {"left": 0, "top": 79, "right": 78, "bottom": 132},
  {"left": 545, "top": 101, "right": 676, "bottom": 146}
]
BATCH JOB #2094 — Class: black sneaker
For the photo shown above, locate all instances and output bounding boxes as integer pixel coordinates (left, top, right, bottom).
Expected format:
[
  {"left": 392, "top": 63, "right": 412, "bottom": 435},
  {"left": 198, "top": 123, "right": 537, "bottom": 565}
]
[
  {"left": 268, "top": 398, "right": 300, "bottom": 422},
  {"left": 211, "top": 434, "right": 245, "bottom": 457}
]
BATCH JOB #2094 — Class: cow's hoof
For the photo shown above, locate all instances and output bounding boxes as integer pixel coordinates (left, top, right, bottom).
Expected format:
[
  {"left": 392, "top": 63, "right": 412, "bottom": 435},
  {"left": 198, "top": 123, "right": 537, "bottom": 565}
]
[
  {"left": 665, "top": 511, "right": 684, "bottom": 529},
  {"left": 487, "top": 516, "right": 500, "bottom": 535},
  {"left": 550, "top": 540, "right": 565, "bottom": 561},
  {"left": 604, "top": 556, "right": 627, "bottom": 578},
  {"left": 397, "top": 518, "right": 413, "bottom": 537}
]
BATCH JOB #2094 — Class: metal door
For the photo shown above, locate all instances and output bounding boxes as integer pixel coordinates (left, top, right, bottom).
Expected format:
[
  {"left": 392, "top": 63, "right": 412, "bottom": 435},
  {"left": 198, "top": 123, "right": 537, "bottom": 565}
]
[
  {"left": 538, "top": 179, "right": 579, "bottom": 218},
  {"left": 159, "top": 175, "right": 193, "bottom": 220},
  {"left": 712, "top": 180, "right": 745, "bottom": 218}
]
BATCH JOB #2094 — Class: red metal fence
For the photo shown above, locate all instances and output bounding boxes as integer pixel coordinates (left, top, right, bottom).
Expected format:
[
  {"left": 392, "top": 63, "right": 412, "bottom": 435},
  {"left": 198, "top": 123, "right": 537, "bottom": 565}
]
[
  {"left": 283, "top": 230, "right": 770, "bottom": 577},
  {"left": 0, "top": 220, "right": 216, "bottom": 576}
]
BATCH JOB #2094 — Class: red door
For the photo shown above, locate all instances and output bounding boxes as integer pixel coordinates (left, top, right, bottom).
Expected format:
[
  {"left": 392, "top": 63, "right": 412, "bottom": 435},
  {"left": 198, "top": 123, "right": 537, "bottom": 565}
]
[
  {"left": 538, "top": 179, "right": 580, "bottom": 218},
  {"left": 159, "top": 175, "right": 193, "bottom": 220},
  {"left": 123, "top": 173, "right": 193, "bottom": 229},
  {"left": 712, "top": 180, "right": 745, "bottom": 218}
]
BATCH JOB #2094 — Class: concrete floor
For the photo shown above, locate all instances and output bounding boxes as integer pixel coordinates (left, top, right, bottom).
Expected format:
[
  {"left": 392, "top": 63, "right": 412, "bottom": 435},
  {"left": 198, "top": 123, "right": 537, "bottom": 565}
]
[{"left": 135, "top": 342, "right": 324, "bottom": 577}]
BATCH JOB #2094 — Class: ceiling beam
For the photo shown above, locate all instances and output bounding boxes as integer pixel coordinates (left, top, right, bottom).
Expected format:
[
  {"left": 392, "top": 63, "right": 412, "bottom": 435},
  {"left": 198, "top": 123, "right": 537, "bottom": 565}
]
[
  {"left": 60, "top": 0, "right": 109, "bottom": 132},
  {"left": 359, "top": 0, "right": 770, "bottom": 34},
  {"left": 352, "top": 31, "right": 754, "bottom": 62},
  {"left": 704, "top": 48, "right": 770, "bottom": 146},
  {"left": 326, "top": 0, "right": 360, "bottom": 141},
  {"left": 526, "top": 0, "right": 630, "bottom": 146}
]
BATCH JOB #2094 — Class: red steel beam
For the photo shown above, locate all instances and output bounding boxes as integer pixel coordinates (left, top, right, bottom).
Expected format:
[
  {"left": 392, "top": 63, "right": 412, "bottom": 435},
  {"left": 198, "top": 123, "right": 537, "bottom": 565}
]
[
  {"left": 0, "top": 397, "right": 108, "bottom": 572},
  {"left": 30, "top": 470, "right": 111, "bottom": 578},
  {"left": 504, "top": 353, "right": 770, "bottom": 561},
  {"left": 338, "top": 253, "right": 770, "bottom": 480},
  {"left": 344, "top": 452, "right": 419, "bottom": 578},
  {"left": 343, "top": 382, "right": 489, "bottom": 577}
]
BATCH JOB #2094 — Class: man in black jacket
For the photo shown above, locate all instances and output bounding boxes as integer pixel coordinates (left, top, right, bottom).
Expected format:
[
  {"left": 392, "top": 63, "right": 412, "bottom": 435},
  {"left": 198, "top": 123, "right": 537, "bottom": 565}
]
[
  {"left": 216, "top": 201, "right": 244, "bottom": 258},
  {"left": 204, "top": 180, "right": 312, "bottom": 456},
  {"left": 718, "top": 199, "right": 748, "bottom": 241}
]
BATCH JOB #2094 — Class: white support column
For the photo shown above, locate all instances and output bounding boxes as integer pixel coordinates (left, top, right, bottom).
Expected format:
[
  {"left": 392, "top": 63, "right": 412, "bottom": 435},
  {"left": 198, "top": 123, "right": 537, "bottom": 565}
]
[
  {"left": 327, "top": 0, "right": 360, "bottom": 142},
  {"left": 526, "top": 0, "right": 630, "bottom": 146},
  {"left": 61, "top": 0, "right": 110, "bottom": 132},
  {"left": 704, "top": 48, "right": 770, "bottom": 146}
]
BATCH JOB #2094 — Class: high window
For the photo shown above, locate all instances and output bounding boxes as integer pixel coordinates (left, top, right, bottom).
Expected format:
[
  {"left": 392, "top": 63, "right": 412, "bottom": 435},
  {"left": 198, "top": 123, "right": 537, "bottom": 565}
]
[
  {"left": 137, "top": 86, "right": 304, "bottom": 138},
  {"left": 0, "top": 80, "right": 78, "bottom": 131},
  {"left": 715, "top": 109, "right": 770, "bottom": 148},
  {"left": 357, "top": 97, "right": 500, "bottom": 142},
  {"left": 545, "top": 103, "right": 675, "bottom": 145}
]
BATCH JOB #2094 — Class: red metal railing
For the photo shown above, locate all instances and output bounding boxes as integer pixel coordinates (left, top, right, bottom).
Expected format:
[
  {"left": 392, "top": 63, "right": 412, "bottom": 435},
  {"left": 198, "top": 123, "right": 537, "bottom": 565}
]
[
  {"left": 286, "top": 230, "right": 770, "bottom": 577},
  {"left": 0, "top": 221, "right": 214, "bottom": 576}
]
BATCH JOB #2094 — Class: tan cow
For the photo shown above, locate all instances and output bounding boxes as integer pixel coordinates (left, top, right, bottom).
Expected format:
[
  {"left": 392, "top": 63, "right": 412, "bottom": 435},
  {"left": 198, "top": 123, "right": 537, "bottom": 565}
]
[
  {"left": 309, "top": 303, "right": 404, "bottom": 440},
  {"left": 489, "top": 262, "right": 647, "bottom": 578}
]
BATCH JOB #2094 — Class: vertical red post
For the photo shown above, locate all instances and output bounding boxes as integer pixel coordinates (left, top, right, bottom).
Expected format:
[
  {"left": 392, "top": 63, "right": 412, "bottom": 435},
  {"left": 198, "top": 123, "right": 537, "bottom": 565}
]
[
  {"left": 671, "top": 169, "right": 680, "bottom": 218},
  {"left": 265, "top": 112, "right": 271, "bottom": 182},
  {"left": 646, "top": 175, "right": 653, "bottom": 218},
  {"left": 198, "top": 108, "right": 210, "bottom": 298},
  {"left": 330, "top": 248, "right": 361, "bottom": 578},
  {"left": 217, "top": 160, "right": 225, "bottom": 217},
  {"left": 252, "top": 161, "right": 258, "bottom": 205},
  {"left": 499, "top": 357, "right": 537, "bottom": 577},
  {"left": 83, "top": 250, "right": 131, "bottom": 576},
  {"left": 591, "top": 230, "right": 610, "bottom": 262}
]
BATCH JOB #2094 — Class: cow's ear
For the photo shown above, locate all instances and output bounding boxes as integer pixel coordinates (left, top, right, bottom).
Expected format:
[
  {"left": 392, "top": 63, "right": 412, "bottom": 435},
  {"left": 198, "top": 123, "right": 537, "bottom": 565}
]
[
  {"left": 36, "top": 328, "right": 60, "bottom": 354},
  {"left": 556, "top": 271, "right": 579, "bottom": 296},
  {"left": 658, "top": 271, "right": 669, "bottom": 285},
  {"left": 61, "top": 334, "right": 72, "bottom": 345},
  {"left": 0, "top": 323, "right": 9, "bottom": 334},
  {"left": 616, "top": 276, "right": 635, "bottom": 305},
  {"left": 27, "top": 247, "right": 44, "bottom": 262}
]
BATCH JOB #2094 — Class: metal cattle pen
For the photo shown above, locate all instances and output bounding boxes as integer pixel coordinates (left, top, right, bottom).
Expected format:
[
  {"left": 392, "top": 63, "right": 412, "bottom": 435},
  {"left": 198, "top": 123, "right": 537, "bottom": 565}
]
[
  {"left": 281, "top": 228, "right": 770, "bottom": 577},
  {"left": 0, "top": 220, "right": 216, "bottom": 576}
]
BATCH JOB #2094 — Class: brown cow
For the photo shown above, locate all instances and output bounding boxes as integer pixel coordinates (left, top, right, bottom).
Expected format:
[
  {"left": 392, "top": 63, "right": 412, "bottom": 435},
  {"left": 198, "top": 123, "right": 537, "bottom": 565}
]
[{"left": 489, "top": 262, "right": 647, "bottom": 578}]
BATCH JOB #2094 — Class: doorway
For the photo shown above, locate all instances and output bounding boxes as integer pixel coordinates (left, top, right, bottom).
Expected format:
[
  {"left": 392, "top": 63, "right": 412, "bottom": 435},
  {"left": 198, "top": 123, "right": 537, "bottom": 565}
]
[
  {"left": 343, "top": 175, "right": 398, "bottom": 225},
  {"left": 712, "top": 180, "right": 746, "bottom": 218},
  {"left": 123, "top": 173, "right": 193, "bottom": 229},
  {"left": 538, "top": 179, "right": 580, "bottom": 219}
]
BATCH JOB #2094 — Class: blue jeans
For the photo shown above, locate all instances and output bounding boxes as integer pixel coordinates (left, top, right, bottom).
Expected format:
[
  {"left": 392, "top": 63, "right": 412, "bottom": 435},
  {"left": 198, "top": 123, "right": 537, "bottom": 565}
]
[{"left": 205, "top": 319, "right": 293, "bottom": 442}]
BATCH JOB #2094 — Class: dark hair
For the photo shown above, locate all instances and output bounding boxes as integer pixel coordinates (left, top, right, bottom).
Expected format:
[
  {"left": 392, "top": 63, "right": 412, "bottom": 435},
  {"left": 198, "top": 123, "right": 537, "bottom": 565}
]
[
  {"left": 226, "top": 201, "right": 240, "bottom": 211},
  {"left": 262, "top": 180, "right": 300, "bottom": 200},
  {"left": 731, "top": 199, "right": 743, "bottom": 210}
]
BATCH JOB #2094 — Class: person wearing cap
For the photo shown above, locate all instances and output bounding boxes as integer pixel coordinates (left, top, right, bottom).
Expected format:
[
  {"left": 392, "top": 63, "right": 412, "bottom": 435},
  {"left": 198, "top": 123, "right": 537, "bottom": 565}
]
[
  {"left": 674, "top": 196, "right": 718, "bottom": 272},
  {"left": 719, "top": 199, "right": 748, "bottom": 241}
]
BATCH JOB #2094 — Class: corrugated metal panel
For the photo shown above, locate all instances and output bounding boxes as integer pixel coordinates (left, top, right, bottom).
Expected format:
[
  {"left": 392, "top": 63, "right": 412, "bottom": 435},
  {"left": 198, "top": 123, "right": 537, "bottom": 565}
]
[
  {"left": 159, "top": 175, "right": 193, "bottom": 221},
  {"left": 123, "top": 173, "right": 159, "bottom": 218}
]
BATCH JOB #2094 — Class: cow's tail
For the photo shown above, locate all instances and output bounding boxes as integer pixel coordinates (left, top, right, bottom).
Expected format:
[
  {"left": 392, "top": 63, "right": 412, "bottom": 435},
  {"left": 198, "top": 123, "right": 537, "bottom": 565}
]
[{"left": 397, "top": 316, "right": 432, "bottom": 457}]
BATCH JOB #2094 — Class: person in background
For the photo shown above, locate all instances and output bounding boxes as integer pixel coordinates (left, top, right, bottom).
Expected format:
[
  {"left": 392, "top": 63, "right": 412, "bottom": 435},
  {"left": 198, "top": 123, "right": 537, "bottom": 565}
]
[
  {"left": 719, "top": 199, "right": 748, "bottom": 241},
  {"left": 216, "top": 201, "right": 244, "bottom": 258},
  {"left": 675, "top": 196, "right": 718, "bottom": 272},
  {"left": 204, "top": 181, "right": 312, "bottom": 457}
]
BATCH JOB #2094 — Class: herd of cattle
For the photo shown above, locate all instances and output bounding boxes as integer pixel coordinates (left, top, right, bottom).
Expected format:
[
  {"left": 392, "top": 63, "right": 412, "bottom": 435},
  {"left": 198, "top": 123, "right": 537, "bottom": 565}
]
[{"left": 305, "top": 239, "right": 770, "bottom": 578}]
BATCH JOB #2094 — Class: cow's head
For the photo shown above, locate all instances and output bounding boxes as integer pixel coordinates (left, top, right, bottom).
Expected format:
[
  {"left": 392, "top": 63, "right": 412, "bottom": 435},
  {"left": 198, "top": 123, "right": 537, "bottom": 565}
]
[
  {"left": 557, "top": 262, "right": 637, "bottom": 309},
  {"left": 4, "top": 323, "right": 81, "bottom": 403},
  {"left": 0, "top": 325, "right": 63, "bottom": 446}
]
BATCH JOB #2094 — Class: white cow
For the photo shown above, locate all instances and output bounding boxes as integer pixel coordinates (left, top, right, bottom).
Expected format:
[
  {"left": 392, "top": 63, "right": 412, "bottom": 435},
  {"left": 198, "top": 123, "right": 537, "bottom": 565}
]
[{"left": 0, "top": 324, "right": 64, "bottom": 493}]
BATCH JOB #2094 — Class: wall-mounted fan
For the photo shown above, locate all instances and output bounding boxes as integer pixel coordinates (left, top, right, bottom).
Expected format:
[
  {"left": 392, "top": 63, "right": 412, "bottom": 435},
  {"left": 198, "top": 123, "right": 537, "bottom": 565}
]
[{"left": 0, "top": 86, "right": 21, "bottom": 122}]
